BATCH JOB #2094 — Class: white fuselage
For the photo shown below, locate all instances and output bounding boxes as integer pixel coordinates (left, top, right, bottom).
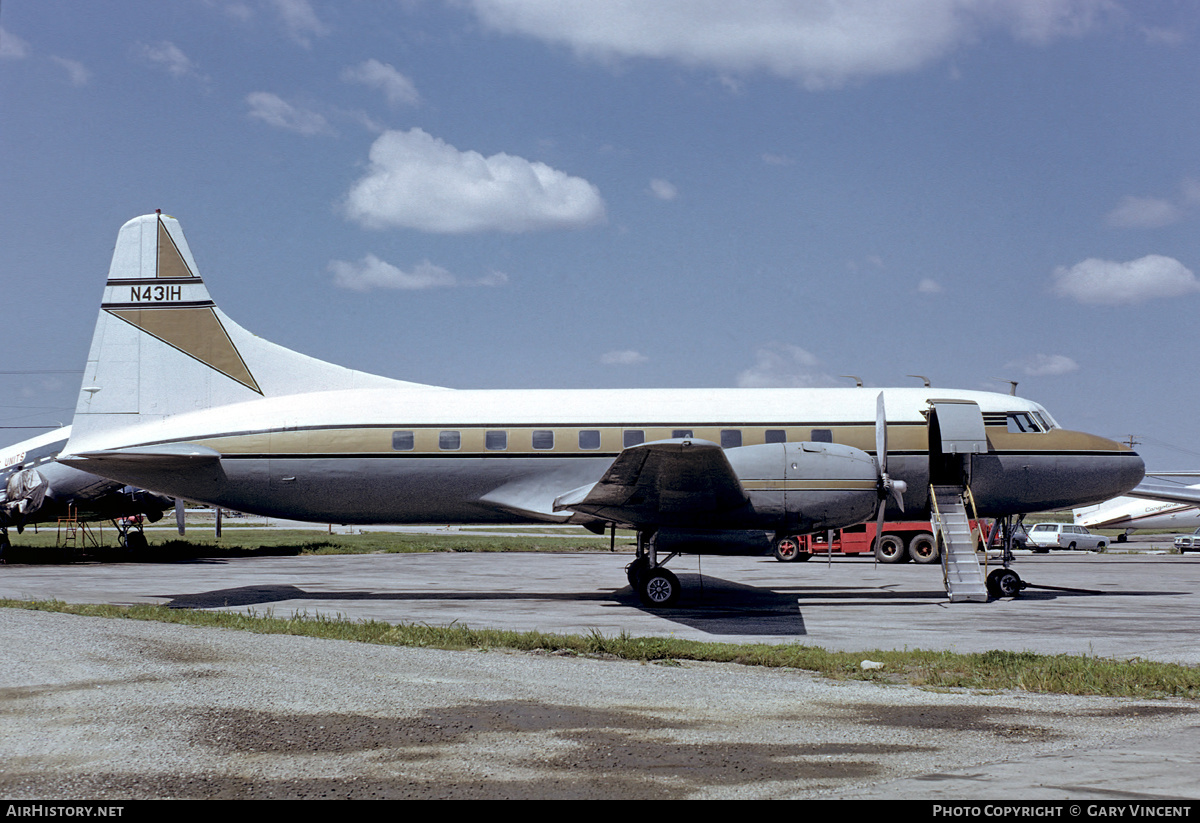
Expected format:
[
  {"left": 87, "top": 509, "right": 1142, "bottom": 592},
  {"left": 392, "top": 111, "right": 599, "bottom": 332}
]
[{"left": 65, "top": 386, "right": 1144, "bottom": 527}]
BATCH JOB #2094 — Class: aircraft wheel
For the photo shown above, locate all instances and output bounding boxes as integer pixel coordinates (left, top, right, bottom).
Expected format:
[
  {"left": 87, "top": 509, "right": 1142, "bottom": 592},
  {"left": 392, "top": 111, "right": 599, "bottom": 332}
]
[
  {"left": 124, "top": 531, "right": 149, "bottom": 553},
  {"left": 639, "top": 568, "right": 680, "bottom": 608},
  {"left": 986, "top": 568, "right": 1023, "bottom": 599},
  {"left": 625, "top": 556, "right": 650, "bottom": 589},
  {"left": 873, "top": 533, "right": 906, "bottom": 564},
  {"left": 774, "top": 536, "right": 801, "bottom": 562},
  {"left": 908, "top": 532, "right": 938, "bottom": 564}
]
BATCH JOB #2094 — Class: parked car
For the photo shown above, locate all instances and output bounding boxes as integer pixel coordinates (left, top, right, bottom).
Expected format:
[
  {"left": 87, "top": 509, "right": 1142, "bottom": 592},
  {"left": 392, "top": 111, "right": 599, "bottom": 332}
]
[
  {"left": 1026, "top": 522, "right": 1107, "bottom": 552},
  {"left": 1175, "top": 528, "right": 1200, "bottom": 553},
  {"left": 1056, "top": 524, "right": 1106, "bottom": 551}
]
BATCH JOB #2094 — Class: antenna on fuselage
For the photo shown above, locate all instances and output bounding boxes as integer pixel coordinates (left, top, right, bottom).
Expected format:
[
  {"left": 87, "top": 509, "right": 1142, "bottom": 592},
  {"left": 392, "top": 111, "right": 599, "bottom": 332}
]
[
  {"left": 841, "top": 375, "right": 863, "bottom": 387},
  {"left": 992, "top": 378, "right": 1019, "bottom": 396},
  {"left": 907, "top": 374, "right": 931, "bottom": 387}
]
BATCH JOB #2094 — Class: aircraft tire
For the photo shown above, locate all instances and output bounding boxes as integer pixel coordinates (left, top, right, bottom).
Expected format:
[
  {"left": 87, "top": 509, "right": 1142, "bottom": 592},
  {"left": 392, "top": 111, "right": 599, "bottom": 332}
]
[
  {"left": 124, "top": 532, "right": 149, "bottom": 553},
  {"left": 625, "top": 556, "right": 650, "bottom": 589},
  {"left": 638, "top": 568, "right": 680, "bottom": 608},
  {"left": 908, "top": 532, "right": 938, "bottom": 564},
  {"left": 986, "top": 568, "right": 1022, "bottom": 599},
  {"left": 873, "top": 533, "right": 906, "bottom": 564},
  {"left": 773, "top": 536, "right": 801, "bottom": 562}
]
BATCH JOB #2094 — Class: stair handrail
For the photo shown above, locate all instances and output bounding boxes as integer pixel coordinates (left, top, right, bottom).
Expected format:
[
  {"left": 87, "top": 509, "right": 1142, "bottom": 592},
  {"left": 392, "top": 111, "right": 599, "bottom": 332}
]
[
  {"left": 929, "top": 484, "right": 949, "bottom": 588},
  {"left": 963, "top": 483, "right": 985, "bottom": 574}
]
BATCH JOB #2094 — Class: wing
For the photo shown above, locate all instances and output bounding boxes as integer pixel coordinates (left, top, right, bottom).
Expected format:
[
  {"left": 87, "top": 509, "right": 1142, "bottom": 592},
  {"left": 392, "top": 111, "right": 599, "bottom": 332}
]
[
  {"left": 1123, "top": 481, "right": 1200, "bottom": 507},
  {"left": 552, "top": 438, "right": 750, "bottom": 528}
]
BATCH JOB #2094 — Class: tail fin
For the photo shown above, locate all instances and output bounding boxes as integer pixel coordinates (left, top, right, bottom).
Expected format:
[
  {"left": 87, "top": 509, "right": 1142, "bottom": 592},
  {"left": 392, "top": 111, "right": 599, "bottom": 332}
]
[{"left": 70, "top": 212, "right": 439, "bottom": 441}]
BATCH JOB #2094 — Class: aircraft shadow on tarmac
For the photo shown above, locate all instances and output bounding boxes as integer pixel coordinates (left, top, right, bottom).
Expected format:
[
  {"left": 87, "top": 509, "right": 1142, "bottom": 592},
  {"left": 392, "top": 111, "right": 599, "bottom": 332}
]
[
  {"left": 153, "top": 573, "right": 1099, "bottom": 637},
  {"left": 153, "top": 573, "right": 1184, "bottom": 638}
]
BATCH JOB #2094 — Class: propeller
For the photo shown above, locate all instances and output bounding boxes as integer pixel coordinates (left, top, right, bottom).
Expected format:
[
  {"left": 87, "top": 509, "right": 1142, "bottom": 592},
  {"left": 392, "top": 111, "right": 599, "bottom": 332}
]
[
  {"left": 874, "top": 392, "right": 908, "bottom": 538},
  {"left": 175, "top": 498, "right": 185, "bottom": 536}
]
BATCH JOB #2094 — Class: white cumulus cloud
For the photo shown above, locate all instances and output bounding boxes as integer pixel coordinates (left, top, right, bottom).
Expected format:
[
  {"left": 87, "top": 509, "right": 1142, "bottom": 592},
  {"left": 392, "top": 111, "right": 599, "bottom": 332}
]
[
  {"left": 51, "top": 56, "right": 89, "bottom": 86},
  {"left": 1052, "top": 255, "right": 1200, "bottom": 305},
  {"left": 1105, "top": 195, "right": 1182, "bottom": 229},
  {"left": 600, "top": 349, "right": 648, "bottom": 366},
  {"left": 246, "top": 92, "right": 331, "bottom": 135},
  {"left": 342, "top": 59, "right": 420, "bottom": 107},
  {"left": 736, "top": 344, "right": 838, "bottom": 388},
  {"left": 342, "top": 128, "right": 607, "bottom": 233},
  {"left": 1005, "top": 354, "right": 1079, "bottom": 377},
  {"left": 0, "top": 27, "right": 30, "bottom": 60},
  {"left": 468, "top": 0, "right": 1110, "bottom": 89},
  {"left": 648, "top": 178, "right": 678, "bottom": 200},
  {"left": 329, "top": 256, "right": 457, "bottom": 291},
  {"left": 270, "top": 0, "right": 329, "bottom": 47},
  {"left": 917, "top": 277, "right": 943, "bottom": 294},
  {"left": 136, "top": 41, "right": 204, "bottom": 80}
]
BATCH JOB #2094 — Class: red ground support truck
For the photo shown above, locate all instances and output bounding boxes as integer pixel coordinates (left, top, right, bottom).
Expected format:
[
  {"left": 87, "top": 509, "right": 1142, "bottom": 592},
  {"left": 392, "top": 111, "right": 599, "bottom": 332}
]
[{"left": 773, "top": 520, "right": 986, "bottom": 565}]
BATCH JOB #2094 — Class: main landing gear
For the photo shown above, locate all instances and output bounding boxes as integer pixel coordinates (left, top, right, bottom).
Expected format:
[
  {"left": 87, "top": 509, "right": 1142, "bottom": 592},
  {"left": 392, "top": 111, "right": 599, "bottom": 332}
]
[
  {"left": 115, "top": 517, "right": 149, "bottom": 554},
  {"left": 626, "top": 532, "right": 681, "bottom": 608}
]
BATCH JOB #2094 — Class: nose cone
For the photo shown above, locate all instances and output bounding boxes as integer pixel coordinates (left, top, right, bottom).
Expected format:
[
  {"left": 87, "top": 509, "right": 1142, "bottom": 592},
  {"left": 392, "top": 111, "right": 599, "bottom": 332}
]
[{"left": 1061, "top": 431, "right": 1145, "bottom": 509}]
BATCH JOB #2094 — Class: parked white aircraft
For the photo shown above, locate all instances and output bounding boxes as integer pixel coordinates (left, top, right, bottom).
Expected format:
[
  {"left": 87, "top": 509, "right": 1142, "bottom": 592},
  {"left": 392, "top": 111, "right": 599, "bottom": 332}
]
[
  {"left": 1074, "top": 482, "right": 1200, "bottom": 539},
  {"left": 59, "top": 213, "right": 1145, "bottom": 605},
  {"left": 1, "top": 425, "right": 172, "bottom": 555}
]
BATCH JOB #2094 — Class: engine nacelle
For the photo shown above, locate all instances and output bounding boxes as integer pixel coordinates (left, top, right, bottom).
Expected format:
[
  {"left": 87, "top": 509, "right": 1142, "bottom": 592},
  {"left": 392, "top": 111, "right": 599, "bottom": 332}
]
[
  {"left": 1, "top": 468, "right": 49, "bottom": 527},
  {"left": 725, "top": 441, "right": 880, "bottom": 534}
]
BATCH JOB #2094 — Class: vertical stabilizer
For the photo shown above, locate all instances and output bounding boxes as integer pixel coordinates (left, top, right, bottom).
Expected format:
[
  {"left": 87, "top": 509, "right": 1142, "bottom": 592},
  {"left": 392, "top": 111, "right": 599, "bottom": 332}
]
[{"left": 71, "top": 213, "right": 439, "bottom": 443}]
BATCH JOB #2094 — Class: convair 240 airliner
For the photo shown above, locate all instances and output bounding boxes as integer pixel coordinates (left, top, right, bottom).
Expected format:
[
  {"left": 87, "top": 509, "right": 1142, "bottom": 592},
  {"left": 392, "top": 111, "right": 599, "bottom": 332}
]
[{"left": 61, "top": 213, "right": 1144, "bottom": 605}]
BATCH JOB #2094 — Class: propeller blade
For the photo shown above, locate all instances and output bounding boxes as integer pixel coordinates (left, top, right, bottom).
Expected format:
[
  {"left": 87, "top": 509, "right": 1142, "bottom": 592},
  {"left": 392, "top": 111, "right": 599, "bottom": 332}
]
[
  {"left": 874, "top": 391, "right": 907, "bottom": 514},
  {"left": 875, "top": 392, "right": 887, "bottom": 478},
  {"left": 175, "top": 498, "right": 185, "bottom": 536},
  {"left": 215, "top": 507, "right": 222, "bottom": 539}
]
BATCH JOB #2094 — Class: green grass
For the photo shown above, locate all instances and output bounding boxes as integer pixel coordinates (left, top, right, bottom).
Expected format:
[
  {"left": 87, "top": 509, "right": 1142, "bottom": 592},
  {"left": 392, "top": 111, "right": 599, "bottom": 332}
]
[
  {"left": 1, "top": 527, "right": 634, "bottom": 563},
  {"left": 4, "top": 598, "right": 1198, "bottom": 700}
]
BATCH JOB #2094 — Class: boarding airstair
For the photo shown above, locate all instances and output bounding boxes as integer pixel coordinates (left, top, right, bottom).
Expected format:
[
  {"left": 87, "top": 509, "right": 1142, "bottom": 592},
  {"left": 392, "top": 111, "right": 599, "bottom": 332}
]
[{"left": 931, "top": 484, "right": 988, "bottom": 602}]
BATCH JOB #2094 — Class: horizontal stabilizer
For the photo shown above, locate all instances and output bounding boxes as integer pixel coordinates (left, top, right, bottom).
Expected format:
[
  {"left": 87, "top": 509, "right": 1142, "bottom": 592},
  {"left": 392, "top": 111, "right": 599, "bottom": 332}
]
[{"left": 62, "top": 443, "right": 223, "bottom": 471}]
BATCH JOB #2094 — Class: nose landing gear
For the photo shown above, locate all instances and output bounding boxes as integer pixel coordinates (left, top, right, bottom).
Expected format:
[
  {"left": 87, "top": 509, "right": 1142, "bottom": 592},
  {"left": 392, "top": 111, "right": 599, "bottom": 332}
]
[{"left": 986, "top": 567, "right": 1025, "bottom": 599}]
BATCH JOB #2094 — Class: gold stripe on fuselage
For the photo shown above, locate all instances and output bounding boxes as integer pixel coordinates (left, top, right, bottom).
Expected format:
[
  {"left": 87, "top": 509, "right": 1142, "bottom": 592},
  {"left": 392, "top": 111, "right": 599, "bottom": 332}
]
[{"left": 183, "top": 422, "right": 1131, "bottom": 459}]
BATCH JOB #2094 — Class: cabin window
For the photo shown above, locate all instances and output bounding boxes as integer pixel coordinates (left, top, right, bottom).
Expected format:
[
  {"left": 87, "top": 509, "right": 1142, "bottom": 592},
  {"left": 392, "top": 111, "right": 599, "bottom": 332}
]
[
  {"left": 720, "top": 429, "right": 742, "bottom": 449},
  {"left": 485, "top": 430, "right": 507, "bottom": 451},
  {"left": 765, "top": 429, "right": 786, "bottom": 444},
  {"left": 811, "top": 429, "right": 833, "bottom": 443},
  {"left": 439, "top": 431, "right": 460, "bottom": 450},
  {"left": 579, "top": 430, "right": 601, "bottom": 450},
  {"left": 672, "top": 429, "right": 693, "bottom": 439},
  {"left": 532, "top": 430, "right": 554, "bottom": 450},
  {"left": 624, "top": 430, "right": 645, "bottom": 448},
  {"left": 392, "top": 431, "right": 414, "bottom": 451}
]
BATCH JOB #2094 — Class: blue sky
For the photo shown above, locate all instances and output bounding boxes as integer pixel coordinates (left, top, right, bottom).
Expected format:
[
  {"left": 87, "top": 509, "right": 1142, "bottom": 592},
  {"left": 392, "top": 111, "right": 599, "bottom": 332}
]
[{"left": 2, "top": 1, "right": 1200, "bottom": 470}]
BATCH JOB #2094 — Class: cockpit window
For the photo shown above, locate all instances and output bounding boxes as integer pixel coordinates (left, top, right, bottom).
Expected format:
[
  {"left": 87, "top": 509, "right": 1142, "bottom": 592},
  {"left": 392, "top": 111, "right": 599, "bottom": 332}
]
[{"left": 1006, "top": 413, "right": 1043, "bottom": 433}]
